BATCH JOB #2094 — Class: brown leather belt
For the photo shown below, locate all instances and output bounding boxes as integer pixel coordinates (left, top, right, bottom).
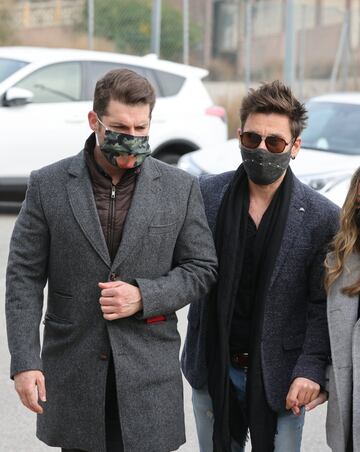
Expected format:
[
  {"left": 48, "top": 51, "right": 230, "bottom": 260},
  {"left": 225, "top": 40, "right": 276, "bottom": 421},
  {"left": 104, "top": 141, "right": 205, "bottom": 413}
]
[{"left": 230, "top": 352, "right": 249, "bottom": 369}]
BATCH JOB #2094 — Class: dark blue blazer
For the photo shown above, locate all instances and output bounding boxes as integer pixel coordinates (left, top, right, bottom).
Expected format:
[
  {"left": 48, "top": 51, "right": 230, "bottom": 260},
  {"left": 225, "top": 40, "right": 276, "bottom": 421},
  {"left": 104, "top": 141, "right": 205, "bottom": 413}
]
[{"left": 181, "top": 171, "right": 340, "bottom": 412}]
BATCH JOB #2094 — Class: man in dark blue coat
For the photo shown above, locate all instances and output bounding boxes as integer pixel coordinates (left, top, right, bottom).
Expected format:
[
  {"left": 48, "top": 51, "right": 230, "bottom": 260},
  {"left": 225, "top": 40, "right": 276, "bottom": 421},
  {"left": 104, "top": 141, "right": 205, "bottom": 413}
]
[{"left": 181, "top": 81, "right": 339, "bottom": 452}]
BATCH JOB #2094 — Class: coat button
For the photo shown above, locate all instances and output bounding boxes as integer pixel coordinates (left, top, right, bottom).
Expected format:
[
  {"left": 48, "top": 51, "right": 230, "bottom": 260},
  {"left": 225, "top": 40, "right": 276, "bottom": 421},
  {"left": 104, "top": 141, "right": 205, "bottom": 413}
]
[
  {"left": 110, "top": 273, "right": 117, "bottom": 281},
  {"left": 100, "top": 352, "right": 108, "bottom": 360}
]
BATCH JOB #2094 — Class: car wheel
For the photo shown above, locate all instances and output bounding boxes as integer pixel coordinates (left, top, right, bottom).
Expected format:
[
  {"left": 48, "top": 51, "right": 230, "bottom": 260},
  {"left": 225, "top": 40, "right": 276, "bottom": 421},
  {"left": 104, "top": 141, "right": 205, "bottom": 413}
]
[
  {"left": 157, "top": 152, "right": 183, "bottom": 165},
  {"left": 154, "top": 142, "right": 198, "bottom": 165}
]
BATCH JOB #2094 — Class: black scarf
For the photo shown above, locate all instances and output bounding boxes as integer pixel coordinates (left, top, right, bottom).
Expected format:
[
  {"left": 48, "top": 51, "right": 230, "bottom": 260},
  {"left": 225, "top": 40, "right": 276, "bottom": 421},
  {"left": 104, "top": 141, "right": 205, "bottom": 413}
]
[{"left": 206, "top": 164, "right": 293, "bottom": 452}]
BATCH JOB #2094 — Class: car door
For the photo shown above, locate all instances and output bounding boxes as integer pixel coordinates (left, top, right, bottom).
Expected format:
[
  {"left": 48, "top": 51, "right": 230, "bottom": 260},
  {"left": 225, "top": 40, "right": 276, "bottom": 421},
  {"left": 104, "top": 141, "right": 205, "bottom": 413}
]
[{"left": 0, "top": 61, "right": 90, "bottom": 178}]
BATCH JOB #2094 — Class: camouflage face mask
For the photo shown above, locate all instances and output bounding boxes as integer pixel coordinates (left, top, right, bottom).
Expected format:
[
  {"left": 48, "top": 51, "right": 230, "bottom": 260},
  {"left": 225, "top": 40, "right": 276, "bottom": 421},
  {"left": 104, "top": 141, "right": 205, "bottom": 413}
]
[{"left": 97, "top": 117, "right": 151, "bottom": 168}]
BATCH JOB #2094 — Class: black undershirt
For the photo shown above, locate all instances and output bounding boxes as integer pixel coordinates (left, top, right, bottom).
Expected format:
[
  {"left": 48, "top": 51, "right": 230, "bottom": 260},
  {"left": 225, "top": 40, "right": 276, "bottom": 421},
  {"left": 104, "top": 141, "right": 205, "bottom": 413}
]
[{"left": 229, "top": 215, "right": 257, "bottom": 354}]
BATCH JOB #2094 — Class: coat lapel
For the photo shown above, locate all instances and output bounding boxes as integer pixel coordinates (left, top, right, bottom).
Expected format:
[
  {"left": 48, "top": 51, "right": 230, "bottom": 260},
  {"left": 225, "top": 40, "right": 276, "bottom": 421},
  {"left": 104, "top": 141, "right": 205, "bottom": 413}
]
[
  {"left": 66, "top": 151, "right": 111, "bottom": 268},
  {"left": 111, "top": 157, "right": 161, "bottom": 270},
  {"left": 268, "top": 177, "right": 306, "bottom": 291},
  {"left": 328, "top": 254, "right": 360, "bottom": 367},
  {"left": 352, "top": 319, "right": 360, "bottom": 449},
  {"left": 327, "top": 254, "right": 360, "bottom": 445}
]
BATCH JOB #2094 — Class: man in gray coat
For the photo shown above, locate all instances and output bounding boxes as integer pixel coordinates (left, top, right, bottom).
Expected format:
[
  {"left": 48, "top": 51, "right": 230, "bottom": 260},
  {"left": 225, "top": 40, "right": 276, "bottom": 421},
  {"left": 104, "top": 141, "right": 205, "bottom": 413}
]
[{"left": 6, "top": 68, "right": 218, "bottom": 452}]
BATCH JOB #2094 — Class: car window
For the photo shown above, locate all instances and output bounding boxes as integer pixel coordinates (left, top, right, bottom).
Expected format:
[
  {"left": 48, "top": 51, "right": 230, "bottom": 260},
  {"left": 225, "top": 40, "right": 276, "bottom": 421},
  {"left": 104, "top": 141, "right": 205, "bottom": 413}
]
[
  {"left": 153, "top": 70, "right": 185, "bottom": 97},
  {"left": 84, "top": 61, "right": 160, "bottom": 99},
  {"left": 302, "top": 101, "right": 360, "bottom": 155},
  {"left": 0, "top": 58, "right": 28, "bottom": 83},
  {"left": 14, "top": 62, "right": 81, "bottom": 103}
]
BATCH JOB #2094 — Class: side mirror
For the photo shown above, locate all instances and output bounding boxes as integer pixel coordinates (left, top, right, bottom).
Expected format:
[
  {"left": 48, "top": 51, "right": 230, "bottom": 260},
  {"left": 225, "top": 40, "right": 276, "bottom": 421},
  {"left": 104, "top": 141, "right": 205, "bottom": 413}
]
[{"left": 3, "top": 87, "right": 34, "bottom": 107}]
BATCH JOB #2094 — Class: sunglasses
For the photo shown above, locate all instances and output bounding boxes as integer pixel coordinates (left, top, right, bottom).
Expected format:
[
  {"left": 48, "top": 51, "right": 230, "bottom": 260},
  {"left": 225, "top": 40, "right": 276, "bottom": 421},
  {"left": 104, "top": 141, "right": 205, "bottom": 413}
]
[{"left": 240, "top": 131, "right": 292, "bottom": 154}]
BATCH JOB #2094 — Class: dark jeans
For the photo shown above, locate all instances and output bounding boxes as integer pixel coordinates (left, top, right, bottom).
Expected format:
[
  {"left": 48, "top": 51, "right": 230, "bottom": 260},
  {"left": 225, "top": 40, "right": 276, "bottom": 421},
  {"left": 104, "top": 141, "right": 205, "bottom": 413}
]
[{"left": 62, "top": 355, "right": 124, "bottom": 452}]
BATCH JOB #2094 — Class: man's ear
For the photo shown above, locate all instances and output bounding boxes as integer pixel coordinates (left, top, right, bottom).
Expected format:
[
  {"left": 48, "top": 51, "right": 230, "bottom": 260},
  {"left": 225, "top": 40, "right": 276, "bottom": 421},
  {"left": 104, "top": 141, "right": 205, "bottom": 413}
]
[
  {"left": 291, "top": 136, "right": 302, "bottom": 159},
  {"left": 88, "top": 110, "right": 98, "bottom": 132}
]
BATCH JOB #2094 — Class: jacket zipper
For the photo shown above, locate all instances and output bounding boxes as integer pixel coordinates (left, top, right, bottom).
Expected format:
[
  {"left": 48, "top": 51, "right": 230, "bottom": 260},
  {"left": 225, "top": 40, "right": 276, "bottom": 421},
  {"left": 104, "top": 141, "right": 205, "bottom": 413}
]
[{"left": 108, "top": 185, "right": 116, "bottom": 261}]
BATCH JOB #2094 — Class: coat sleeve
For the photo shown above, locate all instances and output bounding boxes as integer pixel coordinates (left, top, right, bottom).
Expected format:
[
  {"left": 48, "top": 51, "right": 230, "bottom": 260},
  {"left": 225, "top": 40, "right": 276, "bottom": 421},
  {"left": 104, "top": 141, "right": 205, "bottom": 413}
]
[
  {"left": 135, "top": 178, "right": 218, "bottom": 318},
  {"left": 291, "top": 207, "right": 339, "bottom": 388},
  {"left": 6, "top": 171, "right": 49, "bottom": 379}
]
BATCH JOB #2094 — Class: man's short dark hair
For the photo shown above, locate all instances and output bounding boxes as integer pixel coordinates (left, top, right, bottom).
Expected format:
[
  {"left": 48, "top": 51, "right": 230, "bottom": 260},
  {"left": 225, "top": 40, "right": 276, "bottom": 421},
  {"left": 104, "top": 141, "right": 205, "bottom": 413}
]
[
  {"left": 93, "top": 68, "right": 156, "bottom": 118},
  {"left": 240, "top": 80, "right": 308, "bottom": 139}
]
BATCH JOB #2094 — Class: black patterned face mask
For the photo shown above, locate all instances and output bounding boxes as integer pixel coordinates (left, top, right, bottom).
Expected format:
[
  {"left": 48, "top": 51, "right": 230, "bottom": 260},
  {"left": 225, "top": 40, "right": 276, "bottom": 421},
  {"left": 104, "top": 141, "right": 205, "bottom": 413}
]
[
  {"left": 96, "top": 117, "right": 151, "bottom": 168},
  {"left": 240, "top": 145, "right": 292, "bottom": 185}
]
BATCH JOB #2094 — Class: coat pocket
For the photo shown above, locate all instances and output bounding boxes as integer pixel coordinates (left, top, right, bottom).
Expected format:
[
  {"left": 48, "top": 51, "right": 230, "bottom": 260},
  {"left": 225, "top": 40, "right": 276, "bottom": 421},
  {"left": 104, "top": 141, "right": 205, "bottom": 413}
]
[
  {"left": 46, "top": 291, "right": 74, "bottom": 323},
  {"left": 53, "top": 290, "right": 72, "bottom": 299},
  {"left": 148, "top": 221, "right": 178, "bottom": 235},
  {"left": 148, "top": 209, "right": 179, "bottom": 235},
  {"left": 41, "top": 313, "right": 76, "bottom": 360},
  {"left": 44, "top": 312, "right": 73, "bottom": 325}
]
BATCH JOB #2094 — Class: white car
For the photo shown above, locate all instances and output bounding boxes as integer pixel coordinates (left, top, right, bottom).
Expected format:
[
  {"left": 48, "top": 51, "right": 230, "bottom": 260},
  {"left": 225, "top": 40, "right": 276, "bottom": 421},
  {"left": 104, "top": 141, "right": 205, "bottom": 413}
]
[
  {"left": 0, "top": 46, "right": 227, "bottom": 204},
  {"left": 178, "top": 92, "right": 360, "bottom": 206},
  {"left": 319, "top": 175, "right": 351, "bottom": 207}
]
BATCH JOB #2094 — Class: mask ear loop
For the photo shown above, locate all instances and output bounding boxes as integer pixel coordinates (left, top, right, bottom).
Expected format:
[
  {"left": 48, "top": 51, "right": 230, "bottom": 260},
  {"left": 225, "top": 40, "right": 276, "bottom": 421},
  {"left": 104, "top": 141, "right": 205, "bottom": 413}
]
[
  {"left": 95, "top": 132, "right": 100, "bottom": 146},
  {"left": 290, "top": 138, "right": 297, "bottom": 160},
  {"left": 94, "top": 113, "right": 107, "bottom": 146}
]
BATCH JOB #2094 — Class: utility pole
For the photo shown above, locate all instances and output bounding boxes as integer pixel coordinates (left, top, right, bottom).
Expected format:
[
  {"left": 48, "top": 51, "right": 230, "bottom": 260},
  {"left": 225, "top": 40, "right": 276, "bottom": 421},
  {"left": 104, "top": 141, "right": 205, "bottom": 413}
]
[
  {"left": 284, "top": 0, "right": 296, "bottom": 86},
  {"left": 151, "top": 0, "right": 162, "bottom": 56}
]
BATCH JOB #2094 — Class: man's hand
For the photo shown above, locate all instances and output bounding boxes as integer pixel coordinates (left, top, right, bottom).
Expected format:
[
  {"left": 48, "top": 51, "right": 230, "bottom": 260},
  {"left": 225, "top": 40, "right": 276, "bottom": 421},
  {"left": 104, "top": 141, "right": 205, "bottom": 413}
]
[
  {"left": 286, "top": 377, "right": 320, "bottom": 415},
  {"left": 99, "top": 281, "right": 143, "bottom": 320},
  {"left": 14, "top": 370, "right": 46, "bottom": 414}
]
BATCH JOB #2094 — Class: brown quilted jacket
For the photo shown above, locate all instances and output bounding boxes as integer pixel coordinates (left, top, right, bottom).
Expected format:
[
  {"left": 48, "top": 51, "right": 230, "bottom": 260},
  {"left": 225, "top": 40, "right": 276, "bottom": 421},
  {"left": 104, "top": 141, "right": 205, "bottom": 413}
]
[{"left": 84, "top": 133, "right": 138, "bottom": 262}]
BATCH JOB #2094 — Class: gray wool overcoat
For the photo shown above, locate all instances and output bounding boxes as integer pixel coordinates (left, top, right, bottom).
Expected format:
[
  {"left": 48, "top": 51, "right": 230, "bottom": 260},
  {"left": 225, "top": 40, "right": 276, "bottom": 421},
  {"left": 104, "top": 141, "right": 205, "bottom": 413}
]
[
  {"left": 5, "top": 152, "right": 218, "bottom": 452},
  {"left": 327, "top": 253, "right": 360, "bottom": 452}
]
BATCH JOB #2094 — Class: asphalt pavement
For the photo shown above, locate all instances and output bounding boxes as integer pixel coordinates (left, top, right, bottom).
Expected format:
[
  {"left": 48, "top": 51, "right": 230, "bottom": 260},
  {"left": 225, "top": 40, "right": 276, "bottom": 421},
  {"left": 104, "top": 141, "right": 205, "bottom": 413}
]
[{"left": 0, "top": 214, "right": 330, "bottom": 452}]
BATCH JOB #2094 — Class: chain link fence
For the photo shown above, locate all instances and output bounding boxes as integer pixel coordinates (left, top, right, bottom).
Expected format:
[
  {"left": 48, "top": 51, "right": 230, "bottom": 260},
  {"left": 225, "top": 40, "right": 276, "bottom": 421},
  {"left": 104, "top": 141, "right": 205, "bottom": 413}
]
[
  {"left": 1, "top": 0, "right": 360, "bottom": 104},
  {"left": 0, "top": 0, "right": 207, "bottom": 66}
]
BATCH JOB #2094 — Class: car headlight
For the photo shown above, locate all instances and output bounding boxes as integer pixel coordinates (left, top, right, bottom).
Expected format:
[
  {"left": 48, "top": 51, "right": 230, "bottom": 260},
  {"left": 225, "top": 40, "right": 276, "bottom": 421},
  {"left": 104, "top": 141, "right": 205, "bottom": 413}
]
[{"left": 177, "top": 155, "right": 208, "bottom": 177}]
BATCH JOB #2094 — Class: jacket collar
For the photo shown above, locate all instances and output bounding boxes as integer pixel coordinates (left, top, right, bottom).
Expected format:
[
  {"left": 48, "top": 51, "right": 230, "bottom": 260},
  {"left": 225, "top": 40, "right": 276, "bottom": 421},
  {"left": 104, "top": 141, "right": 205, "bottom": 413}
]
[
  {"left": 111, "top": 156, "right": 161, "bottom": 270},
  {"left": 67, "top": 150, "right": 111, "bottom": 267},
  {"left": 327, "top": 252, "right": 360, "bottom": 311},
  {"left": 67, "top": 150, "right": 161, "bottom": 270}
]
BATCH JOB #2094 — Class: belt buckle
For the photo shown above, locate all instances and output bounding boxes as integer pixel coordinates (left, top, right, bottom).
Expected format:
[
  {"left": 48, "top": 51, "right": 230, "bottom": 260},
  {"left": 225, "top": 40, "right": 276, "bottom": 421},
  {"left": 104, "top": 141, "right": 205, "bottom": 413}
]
[{"left": 231, "top": 352, "right": 249, "bottom": 370}]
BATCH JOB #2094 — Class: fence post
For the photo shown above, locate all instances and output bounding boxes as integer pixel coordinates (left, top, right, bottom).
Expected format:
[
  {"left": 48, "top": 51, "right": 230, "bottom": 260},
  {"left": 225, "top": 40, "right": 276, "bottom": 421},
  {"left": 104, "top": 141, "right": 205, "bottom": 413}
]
[
  {"left": 341, "top": 2, "right": 351, "bottom": 89},
  {"left": 183, "top": 0, "right": 189, "bottom": 64},
  {"left": 88, "top": 0, "right": 94, "bottom": 50},
  {"left": 151, "top": 0, "right": 162, "bottom": 56},
  {"left": 284, "top": 0, "right": 296, "bottom": 87},
  {"left": 330, "top": 18, "right": 349, "bottom": 91},
  {"left": 298, "top": 4, "right": 307, "bottom": 99},
  {"left": 22, "top": 1, "right": 31, "bottom": 28},
  {"left": 54, "top": 0, "right": 62, "bottom": 24},
  {"left": 244, "top": 0, "right": 252, "bottom": 91}
]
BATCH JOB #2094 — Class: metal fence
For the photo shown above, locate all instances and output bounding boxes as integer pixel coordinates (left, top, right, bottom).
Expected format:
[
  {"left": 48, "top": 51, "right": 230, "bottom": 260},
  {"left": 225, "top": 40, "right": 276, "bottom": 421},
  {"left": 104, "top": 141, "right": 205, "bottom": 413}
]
[
  {"left": 1, "top": 0, "right": 359, "bottom": 97},
  {"left": 240, "top": 0, "right": 357, "bottom": 97},
  {"left": 1, "top": 0, "right": 206, "bottom": 66},
  {"left": 10, "top": 0, "right": 84, "bottom": 28}
]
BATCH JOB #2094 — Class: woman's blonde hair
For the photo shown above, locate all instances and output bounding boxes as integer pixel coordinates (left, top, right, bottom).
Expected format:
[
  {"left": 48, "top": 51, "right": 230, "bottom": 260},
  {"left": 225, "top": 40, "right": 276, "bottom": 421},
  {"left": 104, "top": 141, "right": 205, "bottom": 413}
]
[{"left": 325, "top": 167, "right": 360, "bottom": 295}]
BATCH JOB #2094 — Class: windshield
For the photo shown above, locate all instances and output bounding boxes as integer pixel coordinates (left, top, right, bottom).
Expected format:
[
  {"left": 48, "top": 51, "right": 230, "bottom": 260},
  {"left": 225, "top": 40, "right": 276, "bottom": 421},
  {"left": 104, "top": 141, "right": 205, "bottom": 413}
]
[
  {"left": 0, "top": 58, "right": 28, "bottom": 83},
  {"left": 301, "top": 101, "right": 360, "bottom": 155}
]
